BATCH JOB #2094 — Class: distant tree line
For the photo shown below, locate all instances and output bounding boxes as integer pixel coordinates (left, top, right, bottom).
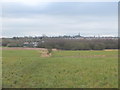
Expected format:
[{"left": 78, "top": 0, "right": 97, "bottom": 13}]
[
  {"left": 37, "top": 38, "right": 118, "bottom": 50},
  {"left": 1, "top": 36, "right": 118, "bottom": 50}
]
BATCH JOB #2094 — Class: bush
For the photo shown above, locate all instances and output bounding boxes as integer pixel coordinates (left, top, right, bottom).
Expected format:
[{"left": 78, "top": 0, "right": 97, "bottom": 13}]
[{"left": 47, "top": 48, "right": 52, "bottom": 54}]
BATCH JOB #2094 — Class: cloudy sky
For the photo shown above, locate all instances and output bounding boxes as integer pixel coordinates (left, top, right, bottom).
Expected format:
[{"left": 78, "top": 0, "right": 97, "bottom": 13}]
[{"left": 1, "top": 0, "right": 118, "bottom": 37}]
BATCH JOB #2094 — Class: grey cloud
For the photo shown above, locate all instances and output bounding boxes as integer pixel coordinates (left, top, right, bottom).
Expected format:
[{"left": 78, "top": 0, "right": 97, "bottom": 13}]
[
  {"left": 2, "top": 2, "right": 118, "bottom": 18},
  {"left": 2, "top": 2, "right": 118, "bottom": 37}
]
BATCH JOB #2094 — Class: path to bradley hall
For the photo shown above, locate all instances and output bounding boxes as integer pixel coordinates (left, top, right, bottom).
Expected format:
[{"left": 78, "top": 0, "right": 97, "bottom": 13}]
[{"left": 2, "top": 47, "right": 57, "bottom": 57}]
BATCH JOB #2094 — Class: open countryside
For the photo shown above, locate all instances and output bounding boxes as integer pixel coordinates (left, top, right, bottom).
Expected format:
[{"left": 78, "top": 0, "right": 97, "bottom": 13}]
[
  {"left": 2, "top": 1, "right": 118, "bottom": 88},
  {"left": 2, "top": 47, "right": 118, "bottom": 88}
]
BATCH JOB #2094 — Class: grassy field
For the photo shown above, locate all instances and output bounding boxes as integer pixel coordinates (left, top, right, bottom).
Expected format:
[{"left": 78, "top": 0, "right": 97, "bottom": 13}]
[{"left": 2, "top": 48, "right": 118, "bottom": 88}]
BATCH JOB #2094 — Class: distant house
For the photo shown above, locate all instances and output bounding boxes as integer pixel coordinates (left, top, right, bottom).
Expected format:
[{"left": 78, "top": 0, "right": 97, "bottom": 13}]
[
  {"left": 23, "top": 42, "right": 29, "bottom": 47},
  {"left": 24, "top": 42, "right": 29, "bottom": 45},
  {"left": 23, "top": 41, "right": 39, "bottom": 47},
  {"left": 32, "top": 42, "right": 38, "bottom": 47}
]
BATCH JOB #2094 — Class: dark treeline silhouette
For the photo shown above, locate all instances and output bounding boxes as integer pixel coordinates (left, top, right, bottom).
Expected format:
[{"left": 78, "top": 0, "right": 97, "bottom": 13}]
[{"left": 1, "top": 35, "right": 118, "bottom": 50}]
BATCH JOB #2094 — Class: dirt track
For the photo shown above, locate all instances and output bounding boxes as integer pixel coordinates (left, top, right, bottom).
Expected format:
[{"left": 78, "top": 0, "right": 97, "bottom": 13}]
[
  {"left": 2, "top": 47, "right": 47, "bottom": 50},
  {"left": 2, "top": 47, "right": 57, "bottom": 51},
  {"left": 2, "top": 47, "right": 56, "bottom": 57}
]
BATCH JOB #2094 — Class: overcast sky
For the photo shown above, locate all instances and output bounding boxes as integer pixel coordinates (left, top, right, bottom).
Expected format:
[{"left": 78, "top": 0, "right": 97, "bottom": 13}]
[{"left": 1, "top": 1, "right": 118, "bottom": 37}]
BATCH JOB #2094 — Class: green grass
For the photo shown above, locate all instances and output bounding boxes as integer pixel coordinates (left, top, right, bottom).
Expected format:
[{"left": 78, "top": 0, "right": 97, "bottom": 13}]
[{"left": 2, "top": 49, "right": 118, "bottom": 88}]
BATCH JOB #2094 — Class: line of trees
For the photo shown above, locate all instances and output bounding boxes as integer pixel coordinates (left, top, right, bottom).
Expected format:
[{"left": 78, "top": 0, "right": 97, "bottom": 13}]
[
  {"left": 1, "top": 37, "right": 118, "bottom": 50},
  {"left": 37, "top": 38, "right": 118, "bottom": 50}
]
